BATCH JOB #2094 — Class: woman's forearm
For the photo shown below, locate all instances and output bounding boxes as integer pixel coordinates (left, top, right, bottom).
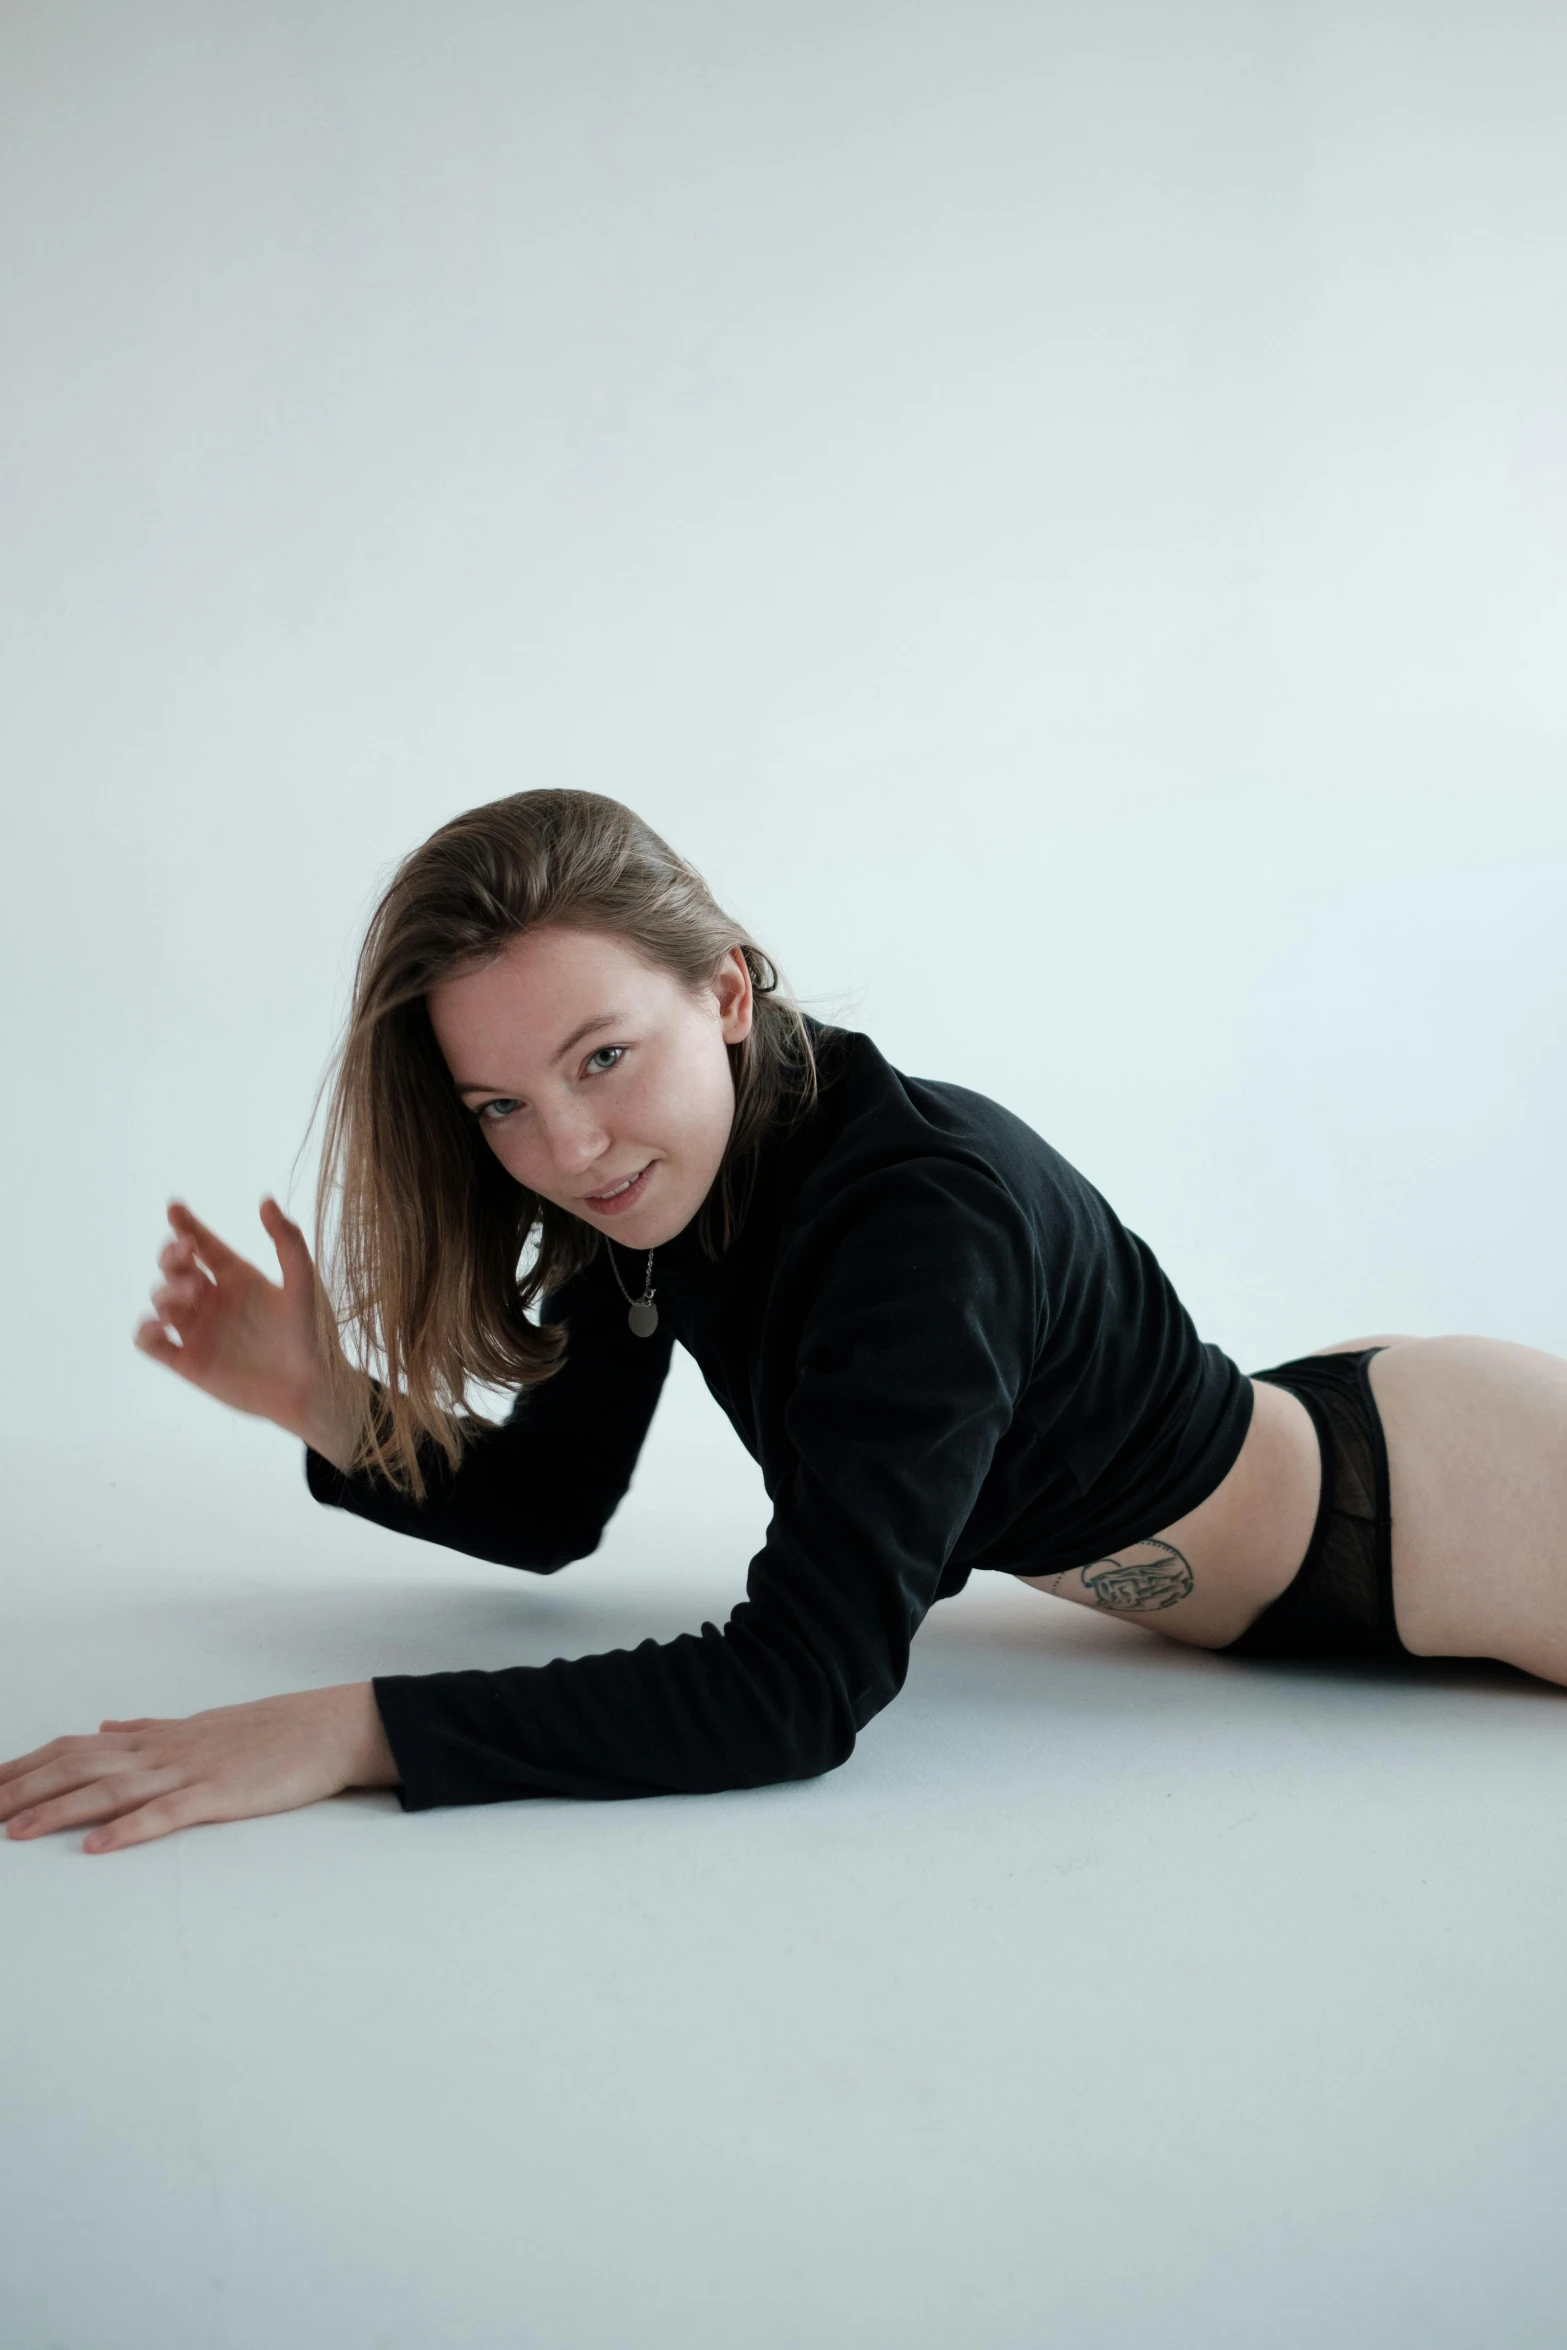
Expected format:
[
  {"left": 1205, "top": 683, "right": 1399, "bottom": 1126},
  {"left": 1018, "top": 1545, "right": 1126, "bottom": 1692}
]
[{"left": 286, "top": 1384, "right": 364, "bottom": 1476}]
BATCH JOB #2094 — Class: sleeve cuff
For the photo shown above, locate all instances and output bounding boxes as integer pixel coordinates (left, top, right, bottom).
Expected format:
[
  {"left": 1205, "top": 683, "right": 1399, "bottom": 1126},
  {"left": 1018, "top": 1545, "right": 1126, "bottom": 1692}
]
[
  {"left": 368, "top": 1673, "right": 573, "bottom": 1813},
  {"left": 303, "top": 1442, "right": 354, "bottom": 1507},
  {"left": 369, "top": 1675, "right": 444, "bottom": 1811}
]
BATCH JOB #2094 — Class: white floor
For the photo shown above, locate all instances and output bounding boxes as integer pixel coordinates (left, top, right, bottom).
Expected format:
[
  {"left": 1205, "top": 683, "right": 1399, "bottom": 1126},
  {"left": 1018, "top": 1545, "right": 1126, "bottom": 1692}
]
[{"left": 4, "top": 1353, "right": 1565, "bottom": 2350}]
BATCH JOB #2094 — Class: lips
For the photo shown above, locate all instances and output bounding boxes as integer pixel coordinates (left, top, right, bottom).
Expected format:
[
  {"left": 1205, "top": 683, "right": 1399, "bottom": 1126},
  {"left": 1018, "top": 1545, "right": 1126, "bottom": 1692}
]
[{"left": 583, "top": 1161, "right": 653, "bottom": 1209}]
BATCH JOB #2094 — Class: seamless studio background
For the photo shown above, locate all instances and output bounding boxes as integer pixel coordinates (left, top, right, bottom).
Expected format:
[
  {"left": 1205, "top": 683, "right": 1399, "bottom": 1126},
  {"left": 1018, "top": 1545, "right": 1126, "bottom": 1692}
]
[{"left": 3, "top": 6, "right": 1566, "bottom": 2349}]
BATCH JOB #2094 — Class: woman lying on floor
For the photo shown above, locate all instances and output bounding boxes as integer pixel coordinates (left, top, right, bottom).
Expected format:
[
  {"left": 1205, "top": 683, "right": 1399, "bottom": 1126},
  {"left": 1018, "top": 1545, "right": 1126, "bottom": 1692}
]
[{"left": 5, "top": 790, "right": 1565, "bottom": 1851}]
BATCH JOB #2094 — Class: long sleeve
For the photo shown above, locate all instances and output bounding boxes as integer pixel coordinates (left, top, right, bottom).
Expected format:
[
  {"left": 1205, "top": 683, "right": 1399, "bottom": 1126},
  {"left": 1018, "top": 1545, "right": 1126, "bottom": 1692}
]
[
  {"left": 303, "top": 1257, "right": 677, "bottom": 1573},
  {"left": 368, "top": 1158, "right": 1041, "bottom": 1808}
]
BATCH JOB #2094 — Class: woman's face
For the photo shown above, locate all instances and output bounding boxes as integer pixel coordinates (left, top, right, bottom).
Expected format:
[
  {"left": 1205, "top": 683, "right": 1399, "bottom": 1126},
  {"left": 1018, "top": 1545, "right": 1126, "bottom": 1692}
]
[{"left": 427, "top": 922, "right": 754, "bottom": 1247}]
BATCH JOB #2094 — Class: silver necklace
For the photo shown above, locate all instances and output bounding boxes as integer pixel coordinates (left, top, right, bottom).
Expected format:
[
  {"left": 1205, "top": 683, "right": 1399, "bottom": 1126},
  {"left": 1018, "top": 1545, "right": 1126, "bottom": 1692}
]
[{"left": 605, "top": 1242, "right": 659, "bottom": 1337}]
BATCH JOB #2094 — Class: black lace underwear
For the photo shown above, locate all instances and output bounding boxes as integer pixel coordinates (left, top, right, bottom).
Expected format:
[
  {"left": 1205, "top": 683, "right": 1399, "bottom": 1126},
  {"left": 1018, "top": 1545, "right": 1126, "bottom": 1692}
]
[{"left": 1221, "top": 1348, "right": 1413, "bottom": 1663}]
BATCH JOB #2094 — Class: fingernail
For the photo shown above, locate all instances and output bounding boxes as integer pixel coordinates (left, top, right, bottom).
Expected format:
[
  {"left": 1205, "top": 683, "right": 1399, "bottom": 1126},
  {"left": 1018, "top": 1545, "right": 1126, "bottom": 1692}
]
[{"left": 9, "top": 1811, "right": 34, "bottom": 1833}]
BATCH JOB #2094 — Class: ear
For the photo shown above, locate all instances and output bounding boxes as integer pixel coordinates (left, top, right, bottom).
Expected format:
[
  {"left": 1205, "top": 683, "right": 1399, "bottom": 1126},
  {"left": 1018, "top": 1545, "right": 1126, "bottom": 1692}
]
[{"left": 713, "top": 946, "right": 755, "bottom": 1045}]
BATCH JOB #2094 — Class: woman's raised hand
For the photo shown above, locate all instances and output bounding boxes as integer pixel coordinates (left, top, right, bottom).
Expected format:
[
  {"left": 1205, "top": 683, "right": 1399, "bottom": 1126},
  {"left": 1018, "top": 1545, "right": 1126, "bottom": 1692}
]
[{"left": 134, "top": 1197, "right": 357, "bottom": 1466}]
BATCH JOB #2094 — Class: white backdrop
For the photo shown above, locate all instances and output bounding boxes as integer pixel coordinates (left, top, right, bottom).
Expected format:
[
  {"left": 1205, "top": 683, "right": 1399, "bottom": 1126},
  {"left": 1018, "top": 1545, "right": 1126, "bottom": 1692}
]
[
  {"left": 3, "top": 8, "right": 1566, "bottom": 2348},
  {"left": 4, "top": 0, "right": 1566, "bottom": 1461}
]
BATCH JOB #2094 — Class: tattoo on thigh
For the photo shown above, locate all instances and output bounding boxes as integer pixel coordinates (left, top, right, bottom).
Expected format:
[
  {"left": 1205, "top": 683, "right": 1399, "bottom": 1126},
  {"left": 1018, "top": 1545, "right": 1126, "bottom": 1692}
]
[{"left": 1076, "top": 1539, "right": 1195, "bottom": 1614}]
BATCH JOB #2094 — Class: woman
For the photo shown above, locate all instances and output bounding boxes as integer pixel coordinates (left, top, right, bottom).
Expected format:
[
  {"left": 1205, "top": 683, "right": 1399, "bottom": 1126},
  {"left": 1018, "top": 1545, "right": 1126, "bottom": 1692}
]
[{"left": 5, "top": 791, "right": 1565, "bottom": 1853}]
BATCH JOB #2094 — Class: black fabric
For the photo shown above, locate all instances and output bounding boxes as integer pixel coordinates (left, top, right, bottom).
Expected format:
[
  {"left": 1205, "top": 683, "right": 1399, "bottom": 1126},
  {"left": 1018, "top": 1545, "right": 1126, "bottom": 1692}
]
[
  {"left": 306, "top": 1017, "right": 1255, "bottom": 1808},
  {"left": 1221, "top": 1348, "right": 1414, "bottom": 1663}
]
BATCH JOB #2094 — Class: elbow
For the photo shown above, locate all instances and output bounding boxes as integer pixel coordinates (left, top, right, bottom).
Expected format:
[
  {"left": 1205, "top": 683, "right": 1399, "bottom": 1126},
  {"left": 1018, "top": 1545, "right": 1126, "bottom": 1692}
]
[
  {"left": 508, "top": 1514, "right": 615, "bottom": 1575},
  {"left": 725, "top": 1632, "right": 884, "bottom": 1790},
  {"left": 802, "top": 1722, "right": 858, "bottom": 1782},
  {"left": 518, "top": 1482, "right": 644, "bottom": 1573},
  {"left": 770, "top": 1714, "right": 858, "bottom": 1790},
  {"left": 769, "top": 1677, "right": 864, "bottom": 1788}
]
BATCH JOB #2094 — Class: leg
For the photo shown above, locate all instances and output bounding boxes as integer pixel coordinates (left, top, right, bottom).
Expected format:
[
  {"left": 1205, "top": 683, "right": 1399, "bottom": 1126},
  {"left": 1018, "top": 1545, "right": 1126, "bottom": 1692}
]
[{"left": 1362, "top": 1336, "right": 1567, "bottom": 1680}]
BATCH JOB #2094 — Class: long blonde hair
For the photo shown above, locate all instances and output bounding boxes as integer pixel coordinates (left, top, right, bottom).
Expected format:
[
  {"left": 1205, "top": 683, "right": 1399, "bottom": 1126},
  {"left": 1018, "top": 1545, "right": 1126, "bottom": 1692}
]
[{"left": 305, "top": 790, "right": 824, "bottom": 1499}]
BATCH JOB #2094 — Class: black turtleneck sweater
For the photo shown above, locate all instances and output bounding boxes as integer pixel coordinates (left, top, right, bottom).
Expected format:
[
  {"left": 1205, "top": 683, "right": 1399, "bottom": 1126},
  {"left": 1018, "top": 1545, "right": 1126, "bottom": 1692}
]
[{"left": 304, "top": 1019, "right": 1253, "bottom": 1808}]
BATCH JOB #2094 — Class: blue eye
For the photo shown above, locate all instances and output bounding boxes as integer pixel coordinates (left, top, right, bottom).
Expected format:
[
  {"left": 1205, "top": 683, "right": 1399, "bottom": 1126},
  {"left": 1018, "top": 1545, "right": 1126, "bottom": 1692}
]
[{"left": 474, "top": 1046, "right": 626, "bottom": 1124}]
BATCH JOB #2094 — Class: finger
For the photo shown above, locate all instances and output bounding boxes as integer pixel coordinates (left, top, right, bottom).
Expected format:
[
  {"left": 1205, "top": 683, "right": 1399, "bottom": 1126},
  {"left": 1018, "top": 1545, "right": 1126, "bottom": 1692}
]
[
  {"left": 99, "top": 1717, "right": 174, "bottom": 1731},
  {"left": 1, "top": 1748, "right": 144, "bottom": 1820},
  {"left": 7, "top": 1771, "right": 172, "bottom": 1840},
  {"left": 85, "top": 1790, "right": 209, "bottom": 1854},
  {"left": 259, "top": 1196, "right": 315, "bottom": 1286},
  {"left": 0, "top": 1724, "right": 143, "bottom": 1774},
  {"left": 157, "top": 1236, "right": 208, "bottom": 1281},
  {"left": 134, "top": 1315, "right": 190, "bottom": 1364},
  {"left": 166, "top": 1200, "right": 245, "bottom": 1277},
  {"left": 149, "top": 1276, "right": 206, "bottom": 1321},
  {"left": 0, "top": 1733, "right": 81, "bottom": 1786},
  {"left": 152, "top": 1265, "right": 203, "bottom": 1308}
]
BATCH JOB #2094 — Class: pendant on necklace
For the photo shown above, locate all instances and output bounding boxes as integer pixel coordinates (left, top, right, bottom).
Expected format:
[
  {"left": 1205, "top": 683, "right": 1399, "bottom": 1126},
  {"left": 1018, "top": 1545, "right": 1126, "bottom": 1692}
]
[{"left": 607, "top": 1241, "right": 659, "bottom": 1338}]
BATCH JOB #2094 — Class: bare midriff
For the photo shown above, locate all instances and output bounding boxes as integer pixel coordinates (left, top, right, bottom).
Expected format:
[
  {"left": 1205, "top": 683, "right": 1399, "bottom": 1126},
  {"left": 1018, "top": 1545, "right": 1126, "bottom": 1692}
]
[{"left": 1014, "top": 1378, "right": 1324, "bottom": 1651}]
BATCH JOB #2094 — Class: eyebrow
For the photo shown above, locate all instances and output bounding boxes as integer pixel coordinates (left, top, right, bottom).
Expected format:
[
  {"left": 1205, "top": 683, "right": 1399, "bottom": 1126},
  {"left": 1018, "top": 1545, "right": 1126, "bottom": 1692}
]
[{"left": 452, "top": 1010, "right": 630, "bottom": 1098}]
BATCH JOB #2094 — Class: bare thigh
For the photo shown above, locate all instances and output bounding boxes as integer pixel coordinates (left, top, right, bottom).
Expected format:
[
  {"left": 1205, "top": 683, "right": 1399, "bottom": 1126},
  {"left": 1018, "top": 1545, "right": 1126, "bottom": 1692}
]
[{"left": 1367, "top": 1335, "right": 1567, "bottom": 1679}]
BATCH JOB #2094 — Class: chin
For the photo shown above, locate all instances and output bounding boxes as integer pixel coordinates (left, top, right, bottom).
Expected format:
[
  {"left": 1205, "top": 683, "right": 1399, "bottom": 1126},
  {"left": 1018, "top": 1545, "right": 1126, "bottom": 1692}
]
[
  {"left": 637, "top": 1201, "right": 694, "bottom": 1247},
  {"left": 593, "top": 1189, "right": 692, "bottom": 1248}
]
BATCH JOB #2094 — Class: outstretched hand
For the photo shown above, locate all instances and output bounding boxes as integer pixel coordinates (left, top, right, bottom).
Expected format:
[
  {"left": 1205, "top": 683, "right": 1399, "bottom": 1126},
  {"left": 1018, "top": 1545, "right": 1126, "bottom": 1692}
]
[
  {"left": 134, "top": 1195, "right": 360, "bottom": 1469},
  {"left": 0, "top": 1684, "right": 400, "bottom": 1855}
]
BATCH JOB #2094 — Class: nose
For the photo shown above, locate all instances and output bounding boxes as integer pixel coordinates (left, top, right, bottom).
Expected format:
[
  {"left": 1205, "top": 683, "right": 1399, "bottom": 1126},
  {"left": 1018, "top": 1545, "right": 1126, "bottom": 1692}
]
[{"left": 534, "top": 1097, "right": 612, "bottom": 1178}]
